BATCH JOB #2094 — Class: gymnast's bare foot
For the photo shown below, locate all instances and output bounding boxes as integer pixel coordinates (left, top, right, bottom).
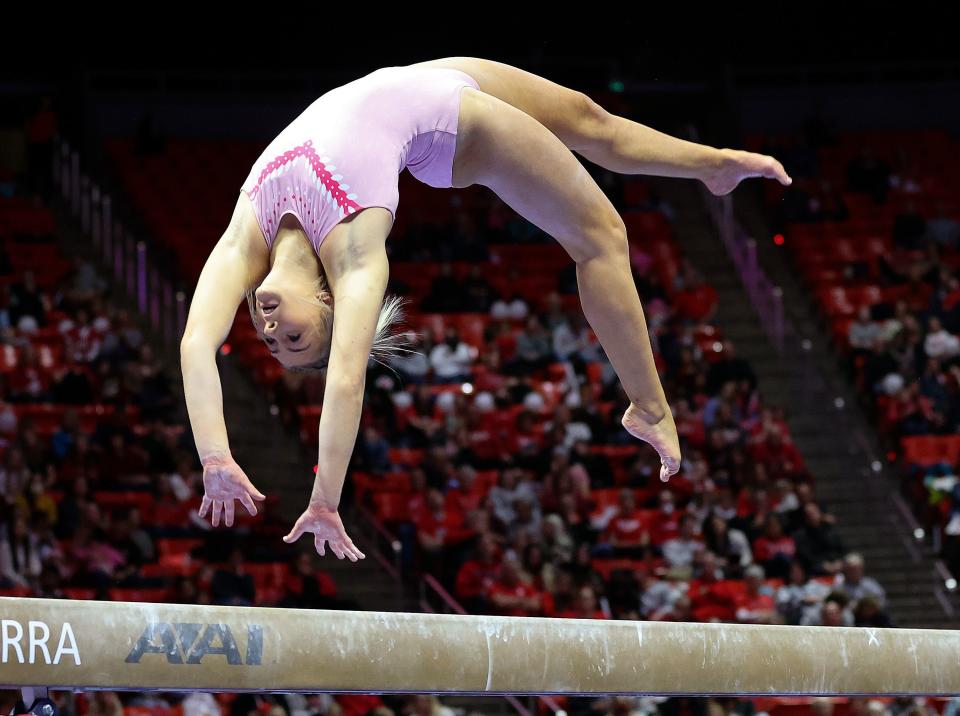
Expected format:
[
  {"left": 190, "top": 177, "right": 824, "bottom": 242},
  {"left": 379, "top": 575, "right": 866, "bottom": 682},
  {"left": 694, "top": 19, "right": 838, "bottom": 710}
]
[
  {"left": 702, "top": 148, "right": 792, "bottom": 196},
  {"left": 621, "top": 402, "right": 681, "bottom": 482}
]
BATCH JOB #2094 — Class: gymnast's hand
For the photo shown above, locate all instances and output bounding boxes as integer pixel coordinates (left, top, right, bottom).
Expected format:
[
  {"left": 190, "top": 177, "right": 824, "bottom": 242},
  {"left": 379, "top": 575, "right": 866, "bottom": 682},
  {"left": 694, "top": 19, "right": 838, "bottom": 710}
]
[
  {"left": 198, "top": 453, "right": 267, "bottom": 527},
  {"left": 283, "top": 502, "right": 366, "bottom": 562},
  {"left": 702, "top": 148, "right": 793, "bottom": 196}
]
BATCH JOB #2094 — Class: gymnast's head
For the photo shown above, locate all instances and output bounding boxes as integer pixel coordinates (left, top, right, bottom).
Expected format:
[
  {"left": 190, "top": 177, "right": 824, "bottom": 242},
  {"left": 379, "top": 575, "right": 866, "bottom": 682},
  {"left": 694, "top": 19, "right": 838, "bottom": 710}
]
[{"left": 245, "top": 218, "right": 404, "bottom": 372}]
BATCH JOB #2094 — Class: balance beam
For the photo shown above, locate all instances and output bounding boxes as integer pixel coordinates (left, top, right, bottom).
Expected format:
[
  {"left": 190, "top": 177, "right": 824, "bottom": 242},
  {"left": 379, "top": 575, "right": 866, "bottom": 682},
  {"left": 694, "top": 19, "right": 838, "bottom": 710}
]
[{"left": 1, "top": 597, "right": 959, "bottom": 695}]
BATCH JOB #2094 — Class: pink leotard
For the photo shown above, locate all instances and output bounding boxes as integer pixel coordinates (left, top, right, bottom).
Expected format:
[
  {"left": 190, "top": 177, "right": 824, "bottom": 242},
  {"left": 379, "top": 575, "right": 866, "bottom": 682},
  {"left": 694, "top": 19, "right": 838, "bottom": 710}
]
[{"left": 240, "top": 66, "right": 480, "bottom": 253}]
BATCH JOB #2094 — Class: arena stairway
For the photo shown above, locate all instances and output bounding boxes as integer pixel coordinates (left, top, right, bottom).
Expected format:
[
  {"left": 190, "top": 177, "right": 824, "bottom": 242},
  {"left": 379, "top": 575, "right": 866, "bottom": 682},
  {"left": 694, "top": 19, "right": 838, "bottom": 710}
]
[
  {"left": 648, "top": 176, "right": 960, "bottom": 629},
  {"left": 50, "top": 197, "right": 418, "bottom": 615}
]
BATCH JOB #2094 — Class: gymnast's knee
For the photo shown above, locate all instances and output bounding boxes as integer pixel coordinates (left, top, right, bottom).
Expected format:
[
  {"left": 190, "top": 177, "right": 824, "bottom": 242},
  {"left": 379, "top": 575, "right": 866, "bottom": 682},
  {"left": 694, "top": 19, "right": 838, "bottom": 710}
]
[{"left": 574, "top": 214, "right": 629, "bottom": 265}]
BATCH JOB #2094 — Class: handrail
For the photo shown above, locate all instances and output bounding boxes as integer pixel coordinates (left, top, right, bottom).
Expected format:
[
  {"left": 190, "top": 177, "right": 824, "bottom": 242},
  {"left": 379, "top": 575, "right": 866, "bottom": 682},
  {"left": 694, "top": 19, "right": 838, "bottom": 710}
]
[
  {"left": 687, "top": 124, "right": 959, "bottom": 617},
  {"left": 52, "top": 138, "right": 187, "bottom": 357}
]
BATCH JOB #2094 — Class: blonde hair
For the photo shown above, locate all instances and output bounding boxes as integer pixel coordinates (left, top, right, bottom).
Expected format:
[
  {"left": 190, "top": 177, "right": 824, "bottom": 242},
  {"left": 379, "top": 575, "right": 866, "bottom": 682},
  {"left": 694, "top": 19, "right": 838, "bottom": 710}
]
[{"left": 245, "top": 270, "right": 410, "bottom": 374}]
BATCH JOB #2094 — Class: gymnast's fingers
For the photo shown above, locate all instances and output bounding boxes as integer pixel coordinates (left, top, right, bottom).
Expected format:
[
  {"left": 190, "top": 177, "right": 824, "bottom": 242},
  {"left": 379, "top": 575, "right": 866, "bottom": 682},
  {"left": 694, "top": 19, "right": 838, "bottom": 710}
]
[
  {"left": 283, "top": 516, "right": 306, "bottom": 543},
  {"left": 345, "top": 538, "right": 365, "bottom": 561},
  {"left": 212, "top": 500, "right": 223, "bottom": 527},
  {"left": 330, "top": 542, "right": 347, "bottom": 560},
  {"left": 240, "top": 474, "right": 267, "bottom": 501},
  {"left": 240, "top": 492, "right": 258, "bottom": 516},
  {"left": 199, "top": 495, "right": 211, "bottom": 518},
  {"left": 225, "top": 500, "right": 235, "bottom": 528},
  {"left": 338, "top": 541, "right": 358, "bottom": 562},
  {"left": 767, "top": 157, "right": 792, "bottom": 185},
  {"left": 314, "top": 534, "right": 326, "bottom": 557}
]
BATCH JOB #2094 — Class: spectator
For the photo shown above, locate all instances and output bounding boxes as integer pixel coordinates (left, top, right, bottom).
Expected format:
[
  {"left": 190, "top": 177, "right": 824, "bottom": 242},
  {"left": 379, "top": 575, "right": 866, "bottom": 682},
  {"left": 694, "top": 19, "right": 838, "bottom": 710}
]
[
  {"left": 454, "top": 533, "right": 502, "bottom": 613},
  {"left": 6, "top": 345, "right": 54, "bottom": 402},
  {"left": 706, "top": 341, "right": 757, "bottom": 395},
  {"left": 557, "top": 585, "right": 607, "bottom": 619},
  {"left": 284, "top": 551, "right": 343, "bottom": 610},
  {"left": 734, "top": 564, "right": 778, "bottom": 624},
  {"left": 801, "top": 592, "right": 855, "bottom": 627},
  {"left": 924, "top": 316, "right": 959, "bottom": 359},
  {"left": 660, "top": 513, "right": 704, "bottom": 575},
  {"left": 428, "top": 328, "right": 473, "bottom": 382},
  {"left": 0, "top": 512, "right": 42, "bottom": 589},
  {"left": 752, "top": 513, "right": 796, "bottom": 580},
  {"left": 701, "top": 514, "right": 752, "bottom": 576},
  {"left": 210, "top": 547, "right": 256, "bottom": 606},
  {"left": 392, "top": 333, "right": 433, "bottom": 384},
  {"left": 595, "top": 489, "right": 650, "bottom": 558},
  {"left": 489, "top": 554, "right": 543, "bottom": 617},
  {"left": 415, "top": 488, "right": 471, "bottom": 579},
  {"left": 461, "top": 265, "right": 496, "bottom": 312},
  {"left": 8, "top": 270, "right": 46, "bottom": 329},
  {"left": 357, "top": 426, "right": 392, "bottom": 473},
  {"left": 503, "top": 315, "right": 553, "bottom": 376},
  {"left": 674, "top": 266, "right": 719, "bottom": 322},
  {"left": 0, "top": 447, "right": 31, "bottom": 508},
  {"left": 926, "top": 202, "right": 960, "bottom": 250},
  {"left": 63, "top": 308, "right": 104, "bottom": 363},
  {"left": 541, "top": 513, "right": 575, "bottom": 564},
  {"left": 832, "top": 552, "right": 887, "bottom": 609},
  {"left": 792, "top": 502, "right": 846, "bottom": 575},
  {"left": 854, "top": 596, "right": 894, "bottom": 628},
  {"left": 775, "top": 560, "right": 829, "bottom": 625},
  {"left": 490, "top": 293, "right": 529, "bottom": 321},
  {"left": 849, "top": 305, "right": 881, "bottom": 355},
  {"left": 67, "top": 522, "right": 126, "bottom": 588},
  {"left": 489, "top": 468, "right": 538, "bottom": 528},
  {"left": 421, "top": 263, "right": 466, "bottom": 313}
]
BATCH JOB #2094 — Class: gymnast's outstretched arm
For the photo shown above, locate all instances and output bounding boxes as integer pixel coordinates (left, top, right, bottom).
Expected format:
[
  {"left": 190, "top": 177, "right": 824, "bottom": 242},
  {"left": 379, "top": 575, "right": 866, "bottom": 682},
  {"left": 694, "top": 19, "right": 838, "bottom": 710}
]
[
  {"left": 281, "top": 210, "right": 393, "bottom": 561},
  {"left": 181, "top": 199, "right": 268, "bottom": 527}
]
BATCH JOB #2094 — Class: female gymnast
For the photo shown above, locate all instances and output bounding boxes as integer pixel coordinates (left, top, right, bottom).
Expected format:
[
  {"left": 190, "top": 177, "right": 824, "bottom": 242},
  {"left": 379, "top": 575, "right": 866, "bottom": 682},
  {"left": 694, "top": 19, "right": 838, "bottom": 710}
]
[{"left": 179, "top": 57, "right": 791, "bottom": 561}]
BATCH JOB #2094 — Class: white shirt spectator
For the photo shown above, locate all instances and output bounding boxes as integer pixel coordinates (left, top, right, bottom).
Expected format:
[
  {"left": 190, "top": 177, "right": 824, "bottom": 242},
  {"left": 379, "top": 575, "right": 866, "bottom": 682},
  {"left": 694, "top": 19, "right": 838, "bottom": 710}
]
[
  {"left": 800, "top": 602, "right": 855, "bottom": 627},
  {"left": 925, "top": 328, "right": 960, "bottom": 359},
  {"left": 640, "top": 578, "right": 683, "bottom": 618},
  {"left": 181, "top": 693, "right": 221, "bottom": 716},
  {"left": 490, "top": 480, "right": 539, "bottom": 527},
  {"left": 832, "top": 573, "right": 887, "bottom": 609},
  {"left": 724, "top": 527, "right": 754, "bottom": 568},
  {"left": 661, "top": 536, "right": 704, "bottom": 569},
  {"left": 849, "top": 317, "right": 880, "bottom": 350},
  {"left": 552, "top": 321, "right": 580, "bottom": 360},
  {"left": 491, "top": 298, "right": 528, "bottom": 320},
  {"left": 429, "top": 341, "right": 473, "bottom": 379},
  {"left": 775, "top": 579, "right": 831, "bottom": 623}
]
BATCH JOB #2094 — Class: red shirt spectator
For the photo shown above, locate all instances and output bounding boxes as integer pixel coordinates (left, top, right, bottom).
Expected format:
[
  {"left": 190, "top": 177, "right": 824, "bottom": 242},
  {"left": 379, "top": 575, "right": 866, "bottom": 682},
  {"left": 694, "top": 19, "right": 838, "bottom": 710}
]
[
  {"left": 454, "top": 534, "right": 502, "bottom": 603},
  {"left": 735, "top": 566, "right": 777, "bottom": 624},
  {"left": 649, "top": 491, "right": 682, "bottom": 546},
  {"left": 675, "top": 282, "right": 718, "bottom": 322},
  {"left": 416, "top": 489, "right": 471, "bottom": 549},
  {"left": 601, "top": 489, "right": 649, "bottom": 548},
  {"left": 489, "top": 558, "right": 542, "bottom": 617},
  {"left": 555, "top": 585, "right": 607, "bottom": 619},
  {"left": 753, "top": 514, "right": 797, "bottom": 564}
]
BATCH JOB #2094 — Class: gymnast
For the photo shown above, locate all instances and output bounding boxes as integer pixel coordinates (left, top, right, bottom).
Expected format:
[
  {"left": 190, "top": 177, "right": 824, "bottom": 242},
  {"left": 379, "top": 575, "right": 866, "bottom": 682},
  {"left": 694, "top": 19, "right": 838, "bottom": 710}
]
[{"left": 179, "top": 57, "right": 791, "bottom": 561}]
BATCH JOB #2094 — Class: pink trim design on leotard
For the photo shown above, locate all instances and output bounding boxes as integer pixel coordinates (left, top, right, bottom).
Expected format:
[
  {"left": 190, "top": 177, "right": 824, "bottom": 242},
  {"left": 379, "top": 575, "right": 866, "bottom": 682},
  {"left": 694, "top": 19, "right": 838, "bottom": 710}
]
[{"left": 249, "top": 139, "right": 362, "bottom": 216}]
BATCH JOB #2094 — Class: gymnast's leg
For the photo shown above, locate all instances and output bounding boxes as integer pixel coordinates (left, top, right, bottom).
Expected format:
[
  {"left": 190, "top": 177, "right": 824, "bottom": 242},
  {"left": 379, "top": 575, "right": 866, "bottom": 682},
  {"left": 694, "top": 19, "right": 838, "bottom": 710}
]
[
  {"left": 452, "top": 88, "right": 681, "bottom": 480},
  {"left": 411, "top": 55, "right": 790, "bottom": 193}
]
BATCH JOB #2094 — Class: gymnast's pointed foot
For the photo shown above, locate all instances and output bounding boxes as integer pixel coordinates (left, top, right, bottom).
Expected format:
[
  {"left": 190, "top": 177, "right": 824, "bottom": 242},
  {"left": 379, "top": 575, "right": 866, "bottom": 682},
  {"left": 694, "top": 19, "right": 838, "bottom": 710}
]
[
  {"left": 702, "top": 148, "right": 793, "bottom": 196},
  {"left": 621, "top": 402, "right": 681, "bottom": 482}
]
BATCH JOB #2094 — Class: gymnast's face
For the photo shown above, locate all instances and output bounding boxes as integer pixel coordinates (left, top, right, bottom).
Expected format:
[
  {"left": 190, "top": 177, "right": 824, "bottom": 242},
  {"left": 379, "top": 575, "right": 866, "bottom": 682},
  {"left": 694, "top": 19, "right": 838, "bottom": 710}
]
[{"left": 254, "top": 283, "right": 333, "bottom": 369}]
